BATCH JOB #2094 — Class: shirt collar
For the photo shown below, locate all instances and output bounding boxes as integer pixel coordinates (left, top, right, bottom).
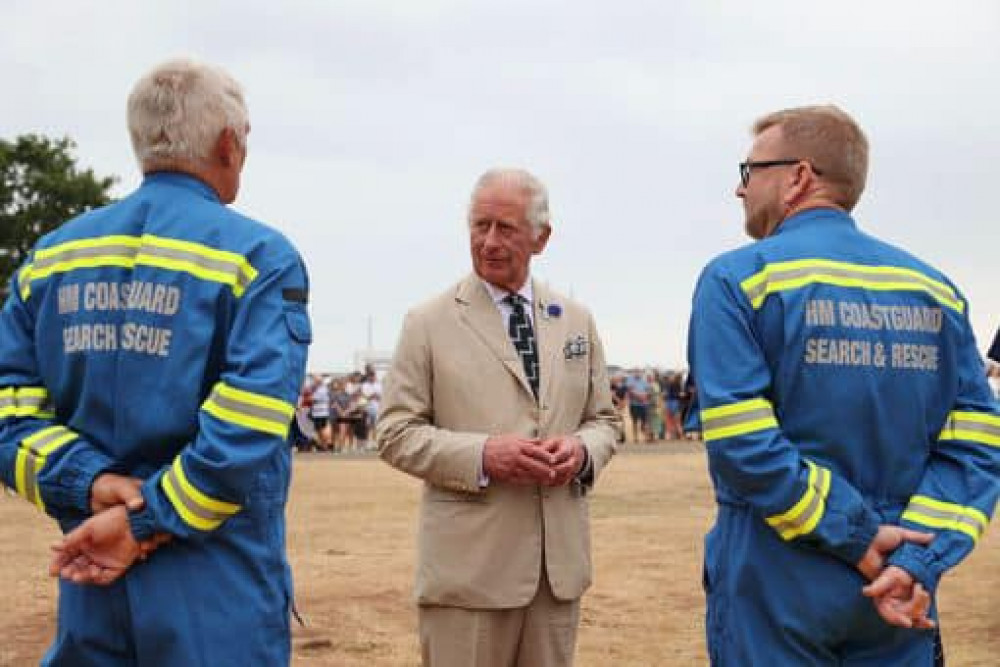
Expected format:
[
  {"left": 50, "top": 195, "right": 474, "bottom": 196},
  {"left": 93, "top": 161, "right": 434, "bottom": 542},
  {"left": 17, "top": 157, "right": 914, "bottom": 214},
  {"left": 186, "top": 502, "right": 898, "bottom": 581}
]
[
  {"left": 142, "top": 171, "right": 221, "bottom": 203},
  {"left": 773, "top": 207, "right": 856, "bottom": 237},
  {"left": 481, "top": 276, "right": 533, "bottom": 307}
]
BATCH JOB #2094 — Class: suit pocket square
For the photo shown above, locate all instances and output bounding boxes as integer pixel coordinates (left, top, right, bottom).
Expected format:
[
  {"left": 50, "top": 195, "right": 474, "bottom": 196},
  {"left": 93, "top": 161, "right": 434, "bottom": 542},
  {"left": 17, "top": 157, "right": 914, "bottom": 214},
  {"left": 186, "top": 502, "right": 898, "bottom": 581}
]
[{"left": 563, "top": 334, "right": 589, "bottom": 360}]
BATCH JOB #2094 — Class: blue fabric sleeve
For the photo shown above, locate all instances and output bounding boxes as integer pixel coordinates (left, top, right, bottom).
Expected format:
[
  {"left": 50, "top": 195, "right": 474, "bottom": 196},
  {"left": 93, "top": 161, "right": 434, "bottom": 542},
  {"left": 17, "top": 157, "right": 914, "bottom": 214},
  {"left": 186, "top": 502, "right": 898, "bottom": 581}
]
[
  {"left": 689, "top": 263, "right": 880, "bottom": 566},
  {"left": 135, "top": 250, "right": 311, "bottom": 541}
]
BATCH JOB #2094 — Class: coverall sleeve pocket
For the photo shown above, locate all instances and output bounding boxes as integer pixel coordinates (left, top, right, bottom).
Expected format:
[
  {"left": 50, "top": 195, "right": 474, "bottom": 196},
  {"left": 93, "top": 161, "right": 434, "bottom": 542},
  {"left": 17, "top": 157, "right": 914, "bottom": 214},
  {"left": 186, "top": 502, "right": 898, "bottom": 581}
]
[
  {"left": 281, "top": 303, "right": 311, "bottom": 397},
  {"left": 283, "top": 304, "right": 312, "bottom": 344}
]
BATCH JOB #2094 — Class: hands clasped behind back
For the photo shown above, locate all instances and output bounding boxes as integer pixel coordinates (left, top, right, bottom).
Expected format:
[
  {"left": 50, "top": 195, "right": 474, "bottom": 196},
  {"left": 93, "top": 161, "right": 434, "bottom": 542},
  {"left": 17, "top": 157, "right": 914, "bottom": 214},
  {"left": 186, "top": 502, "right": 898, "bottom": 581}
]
[
  {"left": 49, "top": 473, "right": 172, "bottom": 586},
  {"left": 856, "top": 525, "right": 936, "bottom": 630}
]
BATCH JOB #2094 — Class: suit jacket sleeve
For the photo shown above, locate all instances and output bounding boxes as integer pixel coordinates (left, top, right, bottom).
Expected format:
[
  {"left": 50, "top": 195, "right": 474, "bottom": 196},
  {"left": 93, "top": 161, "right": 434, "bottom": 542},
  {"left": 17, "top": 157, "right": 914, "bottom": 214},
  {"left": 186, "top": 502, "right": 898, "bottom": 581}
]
[
  {"left": 572, "top": 311, "right": 621, "bottom": 488},
  {"left": 376, "top": 310, "right": 487, "bottom": 493}
]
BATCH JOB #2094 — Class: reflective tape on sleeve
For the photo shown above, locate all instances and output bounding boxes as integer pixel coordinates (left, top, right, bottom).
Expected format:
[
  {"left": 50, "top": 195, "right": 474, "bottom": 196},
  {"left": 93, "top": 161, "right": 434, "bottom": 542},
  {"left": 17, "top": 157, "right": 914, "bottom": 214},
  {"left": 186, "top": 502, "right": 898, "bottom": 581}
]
[
  {"left": 0, "top": 386, "right": 55, "bottom": 419},
  {"left": 160, "top": 458, "right": 241, "bottom": 532},
  {"left": 902, "top": 495, "right": 989, "bottom": 544},
  {"left": 938, "top": 411, "right": 1000, "bottom": 448},
  {"left": 18, "top": 263, "right": 33, "bottom": 301},
  {"left": 14, "top": 425, "right": 78, "bottom": 510},
  {"left": 700, "top": 397, "right": 779, "bottom": 442},
  {"left": 201, "top": 382, "right": 295, "bottom": 438},
  {"left": 766, "top": 460, "right": 832, "bottom": 540}
]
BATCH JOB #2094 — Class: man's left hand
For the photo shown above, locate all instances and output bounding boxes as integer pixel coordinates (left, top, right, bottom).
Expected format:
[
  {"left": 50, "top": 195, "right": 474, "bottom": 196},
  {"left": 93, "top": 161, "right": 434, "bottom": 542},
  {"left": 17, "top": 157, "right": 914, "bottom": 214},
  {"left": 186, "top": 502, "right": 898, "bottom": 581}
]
[
  {"left": 538, "top": 436, "right": 586, "bottom": 487},
  {"left": 863, "top": 565, "right": 937, "bottom": 630},
  {"left": 89, "top": 473, "right": 145, "bottom": 514}
]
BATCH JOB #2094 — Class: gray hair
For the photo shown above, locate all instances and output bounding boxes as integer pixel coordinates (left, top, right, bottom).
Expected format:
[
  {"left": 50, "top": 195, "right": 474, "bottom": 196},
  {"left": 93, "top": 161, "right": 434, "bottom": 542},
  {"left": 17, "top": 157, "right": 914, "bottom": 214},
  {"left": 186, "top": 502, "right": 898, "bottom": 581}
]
[
  {"left": 469, "top": 168, "right": 551, "bottom": 232},
  {"left": 127, "top": 58, "right": 248, "bottom": 171}
]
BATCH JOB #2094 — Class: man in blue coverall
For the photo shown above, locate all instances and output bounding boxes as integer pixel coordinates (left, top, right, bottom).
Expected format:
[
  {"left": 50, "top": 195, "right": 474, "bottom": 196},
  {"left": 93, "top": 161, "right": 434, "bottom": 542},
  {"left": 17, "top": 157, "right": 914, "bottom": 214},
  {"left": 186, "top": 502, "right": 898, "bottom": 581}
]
[
  {"left": 0, "top": 58, "right": 311, "bottom": 665},
  {"left": 688, "top": 105, "right": 999, "bottom": 665}
]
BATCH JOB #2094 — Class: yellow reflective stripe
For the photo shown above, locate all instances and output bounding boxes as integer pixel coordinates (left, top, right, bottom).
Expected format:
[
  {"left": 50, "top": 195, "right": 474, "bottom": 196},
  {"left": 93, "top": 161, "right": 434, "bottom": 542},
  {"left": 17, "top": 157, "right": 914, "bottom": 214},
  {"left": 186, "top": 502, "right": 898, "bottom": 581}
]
[
  {"left": 14, "top": 447, "right": 30, "bottom": 503},
  {"left": 18, "top": 263, "right": 33, "bottom": 301},
  {"left": 201, "top": 382, "right": 294, "bottom": 438},
  {"left": 701, "top": 398, "right": 779, "bottom": 442},
  {"left": 766, "top": 461, "right": 832, "bottom": 540},
  {"left": 30, "top": 235, "right": 143, "bottom": 281},
  {"left": 938, "top": 411, "right": 1000, "bottom": 448},
  {"left": 0, "top": 386, "right": 53, "bottom": 419},
  {"left": 902, "top": 495, "right": 989, "bottom": 543},
  {"left": 701, "top": 397, "right": 772, "bottom": 420},
  {"left": 216, "top": 383, "right": 295, "bottom": 419},
  {"left": 161, "top": 470, "right": 220, "bottom": 531},
  {"left": 15, "top": 425, "right": 78, "bottom": 509},
  {"left": 33, "top": 235, "right": 142, "bottom": 259},
  {"left": 160, "top": 458, "right": 240, "bottom": 532},
  {"left": 137, "top": 235, "right": 257, "bottom": 297},
  {"left": 20, "top": 234, "right": 258, "bottom": 297},
  {"left": 740, "top": 258, "right": 963, "bottom": 313}
]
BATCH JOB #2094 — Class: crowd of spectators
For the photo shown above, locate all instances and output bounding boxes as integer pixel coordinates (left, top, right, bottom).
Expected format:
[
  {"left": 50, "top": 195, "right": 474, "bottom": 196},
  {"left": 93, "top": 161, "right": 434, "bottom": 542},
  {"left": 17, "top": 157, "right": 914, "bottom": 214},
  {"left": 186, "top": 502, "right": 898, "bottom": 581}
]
[
  {"left": 294, "top": 366, "right": 381, "bottom": 452},
  {"left": 292, "top": 365, "right": 703, "bottom": 452},
  {"left": 293, "top": 358, "right": 1000, "bottom": 450},
  {"left": 610, "top": 369, "right": 701, "bottom": 444}
]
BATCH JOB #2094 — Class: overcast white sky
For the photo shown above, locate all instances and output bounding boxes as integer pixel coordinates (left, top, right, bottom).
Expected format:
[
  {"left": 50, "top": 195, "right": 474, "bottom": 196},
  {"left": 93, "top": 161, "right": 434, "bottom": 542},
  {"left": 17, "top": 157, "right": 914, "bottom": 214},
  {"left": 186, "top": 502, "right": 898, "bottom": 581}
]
[{"left": 4, "top": 0, "right": 998, "bottom": 371}]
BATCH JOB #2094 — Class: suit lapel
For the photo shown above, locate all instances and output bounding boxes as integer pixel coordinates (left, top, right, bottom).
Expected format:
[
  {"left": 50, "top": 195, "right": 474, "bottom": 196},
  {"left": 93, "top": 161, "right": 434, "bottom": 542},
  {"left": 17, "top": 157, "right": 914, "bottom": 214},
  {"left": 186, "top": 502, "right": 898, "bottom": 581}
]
[
  {"left": 533, "top": 280, "right": 568, "bottom": 406},
  {"left": 456, "top": 275, "right": 535, "bottom": 399}
]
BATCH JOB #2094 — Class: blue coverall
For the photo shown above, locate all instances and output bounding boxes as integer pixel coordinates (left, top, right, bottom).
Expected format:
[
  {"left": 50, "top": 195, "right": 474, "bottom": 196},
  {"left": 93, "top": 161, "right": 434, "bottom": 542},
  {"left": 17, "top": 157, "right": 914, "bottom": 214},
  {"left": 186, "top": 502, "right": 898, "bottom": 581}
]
[
  {"left": 0, "top": 172, "right": 311, "bottom": 666},
  {"left": 688, "top": 208, "right": 999, "bottom": 666}
]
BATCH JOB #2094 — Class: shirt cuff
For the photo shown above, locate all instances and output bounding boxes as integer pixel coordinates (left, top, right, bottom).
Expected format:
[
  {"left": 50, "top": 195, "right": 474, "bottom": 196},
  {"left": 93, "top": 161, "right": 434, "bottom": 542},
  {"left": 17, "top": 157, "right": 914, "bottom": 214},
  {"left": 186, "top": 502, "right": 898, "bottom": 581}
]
[
  {"left": 128, "top": 502, "right": 158, "bottom": 542},
  {"left": 574, "top": 443, "right": 594, "bottom": 487},
  {"left": 59, "top": 448, "right": 118, "bottom": 515},
  {"left": 478, "top": 437, "right": 490, "bottom": 488}
]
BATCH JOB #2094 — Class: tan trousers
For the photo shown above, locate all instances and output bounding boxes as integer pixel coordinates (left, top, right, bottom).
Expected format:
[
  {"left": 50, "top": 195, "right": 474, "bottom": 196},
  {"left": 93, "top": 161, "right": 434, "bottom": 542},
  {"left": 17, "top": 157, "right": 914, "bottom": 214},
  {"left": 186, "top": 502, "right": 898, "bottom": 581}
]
[{"left": 418, "top": 572, "right": 581, "bottom": 667}]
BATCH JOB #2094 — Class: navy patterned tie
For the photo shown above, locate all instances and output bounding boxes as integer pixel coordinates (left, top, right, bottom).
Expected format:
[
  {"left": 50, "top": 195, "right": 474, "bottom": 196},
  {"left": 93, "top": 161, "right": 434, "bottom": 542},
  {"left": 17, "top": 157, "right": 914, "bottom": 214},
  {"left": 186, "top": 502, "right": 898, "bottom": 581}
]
[{"left": 505, "top": 294, "right": 539, "bottom": 398}]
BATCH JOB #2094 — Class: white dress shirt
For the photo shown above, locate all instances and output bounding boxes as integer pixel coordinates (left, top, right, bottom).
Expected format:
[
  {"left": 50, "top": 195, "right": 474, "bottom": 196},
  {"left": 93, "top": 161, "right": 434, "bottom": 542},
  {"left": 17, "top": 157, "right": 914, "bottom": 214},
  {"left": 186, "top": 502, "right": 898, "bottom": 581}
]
[{"left": 481, "top": 277, "right": 535, "bottom": 330}]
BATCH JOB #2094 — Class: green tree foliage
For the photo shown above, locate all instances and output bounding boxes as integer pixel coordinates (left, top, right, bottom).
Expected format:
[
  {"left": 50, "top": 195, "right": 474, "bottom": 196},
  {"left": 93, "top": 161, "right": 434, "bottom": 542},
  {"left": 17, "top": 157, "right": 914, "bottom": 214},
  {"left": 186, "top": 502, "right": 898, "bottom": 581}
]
[{"left": 0, "top": 135, "right": 116, "bottom": 301}]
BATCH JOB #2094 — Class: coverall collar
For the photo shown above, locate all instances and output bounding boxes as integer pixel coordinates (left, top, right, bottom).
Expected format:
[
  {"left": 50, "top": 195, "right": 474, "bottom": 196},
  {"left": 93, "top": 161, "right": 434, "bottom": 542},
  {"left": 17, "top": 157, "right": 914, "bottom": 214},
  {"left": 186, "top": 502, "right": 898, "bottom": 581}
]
[
  {"left": 774, "top": 207, "right": 856, "bottom": 237},
  {"left": 142, "top": 171, "right": 221, "bottom": 203}
]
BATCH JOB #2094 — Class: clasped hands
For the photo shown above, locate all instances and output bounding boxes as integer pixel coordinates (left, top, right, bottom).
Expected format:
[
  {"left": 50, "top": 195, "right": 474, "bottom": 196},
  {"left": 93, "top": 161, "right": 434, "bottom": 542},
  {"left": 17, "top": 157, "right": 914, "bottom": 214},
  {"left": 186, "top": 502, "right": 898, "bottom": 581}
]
[
  {"left": 483, "top": 434, "right": 585, "bottom": 486},
  {"left": 856, "top": 525, "right": 936, "bottom": 630},
  {"left": 48, "top": 473, "right": 170, "bottom": 586}
]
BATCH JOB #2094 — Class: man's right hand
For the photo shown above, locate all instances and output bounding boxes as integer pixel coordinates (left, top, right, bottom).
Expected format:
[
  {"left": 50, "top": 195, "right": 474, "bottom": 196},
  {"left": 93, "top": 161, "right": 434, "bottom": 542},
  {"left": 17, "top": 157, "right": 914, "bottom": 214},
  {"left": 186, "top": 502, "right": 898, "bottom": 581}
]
[
  {"left": 49, "top": 505, "right": 143, "bottom": 585},
  {"left": 856, "top": 525, "right": 934, "bottom": 581},
  {"left": 483, "top": 434, "right": 557, "bottom": 485},
  {"left": 90, "top": 473, "right": 145, "bottom": 514}
]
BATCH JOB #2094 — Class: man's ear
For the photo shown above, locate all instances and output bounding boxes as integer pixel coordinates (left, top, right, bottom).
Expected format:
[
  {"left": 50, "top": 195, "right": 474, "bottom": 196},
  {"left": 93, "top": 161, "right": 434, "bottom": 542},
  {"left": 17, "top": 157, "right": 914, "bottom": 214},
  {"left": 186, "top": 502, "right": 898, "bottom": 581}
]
[
  {"left": 782, "top": 163, "right": 812, "bottom": 208},
  {"left": 215, "top": 127, "right": 239, "bottom": 168},
  {"left": 532, "top": 224, "right": 552, "bottom": 255}
]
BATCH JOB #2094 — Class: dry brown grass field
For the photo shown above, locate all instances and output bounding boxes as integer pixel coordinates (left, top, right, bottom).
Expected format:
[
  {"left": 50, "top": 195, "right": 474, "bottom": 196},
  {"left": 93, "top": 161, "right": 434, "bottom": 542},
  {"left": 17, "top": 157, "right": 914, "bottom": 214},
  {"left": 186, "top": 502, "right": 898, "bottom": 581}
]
[{"left": 1, "top": 445, "right": 997, "bottom": 666}]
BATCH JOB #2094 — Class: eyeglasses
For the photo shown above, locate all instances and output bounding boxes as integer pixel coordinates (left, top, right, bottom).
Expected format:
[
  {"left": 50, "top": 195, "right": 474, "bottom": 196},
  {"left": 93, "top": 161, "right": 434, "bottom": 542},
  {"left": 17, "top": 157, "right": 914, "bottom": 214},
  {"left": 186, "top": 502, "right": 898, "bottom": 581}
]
[{"left": 739, "top": 159, "right": 822, "bottom": 188}]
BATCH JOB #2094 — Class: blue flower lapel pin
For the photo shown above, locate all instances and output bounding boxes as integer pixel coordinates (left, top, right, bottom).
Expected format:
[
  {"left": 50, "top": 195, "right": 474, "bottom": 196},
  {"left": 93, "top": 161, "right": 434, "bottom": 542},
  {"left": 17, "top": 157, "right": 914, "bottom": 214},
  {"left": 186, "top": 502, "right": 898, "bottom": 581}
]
[{"left": 539, "top": 300, "right": 562, "bottom": 320}]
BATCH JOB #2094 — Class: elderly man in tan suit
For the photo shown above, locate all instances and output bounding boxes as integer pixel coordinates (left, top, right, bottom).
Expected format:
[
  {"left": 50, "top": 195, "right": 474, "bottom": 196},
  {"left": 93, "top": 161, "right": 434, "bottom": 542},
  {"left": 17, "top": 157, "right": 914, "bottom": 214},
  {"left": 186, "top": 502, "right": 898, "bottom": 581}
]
[{"left": 376, "top": 168, "right": 620, "bottom": 667}]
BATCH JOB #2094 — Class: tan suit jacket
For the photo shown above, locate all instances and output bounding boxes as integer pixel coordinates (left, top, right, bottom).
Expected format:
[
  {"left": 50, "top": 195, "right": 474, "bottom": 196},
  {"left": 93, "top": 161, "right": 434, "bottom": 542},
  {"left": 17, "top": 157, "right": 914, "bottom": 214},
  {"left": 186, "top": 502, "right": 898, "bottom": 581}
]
[{"left": 376, "top": 274, "right": 621, "bottom": 609}]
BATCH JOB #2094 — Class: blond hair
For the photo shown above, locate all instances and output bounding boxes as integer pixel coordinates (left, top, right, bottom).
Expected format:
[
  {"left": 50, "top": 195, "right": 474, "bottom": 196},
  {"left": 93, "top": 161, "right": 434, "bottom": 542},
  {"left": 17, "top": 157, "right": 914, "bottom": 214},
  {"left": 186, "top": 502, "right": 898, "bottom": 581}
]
[{"left": 753, "top": 105, "right": 868, "bottom": 211}]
